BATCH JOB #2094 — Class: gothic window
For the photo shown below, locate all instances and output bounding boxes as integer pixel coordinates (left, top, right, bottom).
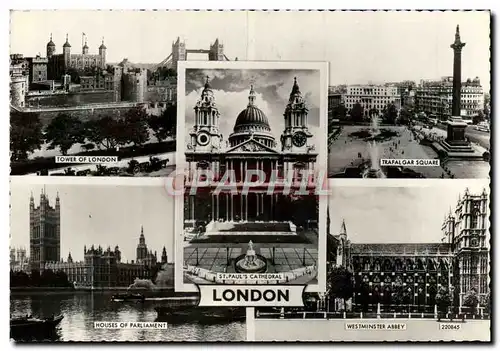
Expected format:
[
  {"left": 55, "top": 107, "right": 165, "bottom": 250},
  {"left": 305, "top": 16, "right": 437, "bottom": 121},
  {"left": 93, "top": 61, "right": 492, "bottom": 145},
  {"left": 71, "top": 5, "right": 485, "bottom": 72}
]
[
  {"left": 373, "top": 275, "right": 381, "bottom": 283},
  {"left": 427, "top": 259, "right": 436, "bottom": 271},
  {"left": 416, "top": 259, "right": 424, "bottom": 271},
  {"left": 384, "top": 275, "right": 391, "bottom": 284},
  {"left": 374, "top": 259, "right": 381, "bottom": 271},
  {"left": 395, "top": 259, "right": 403, "bottom": 272},
  {"left": 363, "top": 259, "right": 371, "bottom": 271},
  {"left": 406, "top": 259, "right": 414, "bottom": 271},
  {"left": 362, "top": 275, "right": 369, "bottom": 283}
]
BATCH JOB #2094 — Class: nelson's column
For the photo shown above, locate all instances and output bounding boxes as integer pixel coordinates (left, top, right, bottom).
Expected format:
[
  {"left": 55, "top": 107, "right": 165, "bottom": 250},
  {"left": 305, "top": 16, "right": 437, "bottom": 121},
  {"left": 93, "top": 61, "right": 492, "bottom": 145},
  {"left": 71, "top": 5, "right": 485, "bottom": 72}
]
[{"left": 438, "top": 25, "right": 482, "bottom": 158}]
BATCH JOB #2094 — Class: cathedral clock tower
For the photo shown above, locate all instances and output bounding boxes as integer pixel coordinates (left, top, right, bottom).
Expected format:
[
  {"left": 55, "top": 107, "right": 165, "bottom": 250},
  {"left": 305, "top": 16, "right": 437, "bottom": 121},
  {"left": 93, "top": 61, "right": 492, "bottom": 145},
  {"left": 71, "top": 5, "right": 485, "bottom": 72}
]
[
  {"left": 281, "top": 77, "right": 313, "bottom": 153},
  {"left": 188, "top": 76, "right": 223, "bottom": 152}
]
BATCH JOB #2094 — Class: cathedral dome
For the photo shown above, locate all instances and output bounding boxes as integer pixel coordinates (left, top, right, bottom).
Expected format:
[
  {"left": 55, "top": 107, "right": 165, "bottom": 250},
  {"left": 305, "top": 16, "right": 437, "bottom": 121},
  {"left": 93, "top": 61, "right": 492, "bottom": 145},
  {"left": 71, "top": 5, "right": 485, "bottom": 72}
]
[
  {"left": 228, "top": 85, "right": 276, "bottom": 149},
  {"left": 47, "top": 40, "right": 55, "bottom": 48},
  {"left": 234, "top": 105, "right": 271, "bottom": 132}
]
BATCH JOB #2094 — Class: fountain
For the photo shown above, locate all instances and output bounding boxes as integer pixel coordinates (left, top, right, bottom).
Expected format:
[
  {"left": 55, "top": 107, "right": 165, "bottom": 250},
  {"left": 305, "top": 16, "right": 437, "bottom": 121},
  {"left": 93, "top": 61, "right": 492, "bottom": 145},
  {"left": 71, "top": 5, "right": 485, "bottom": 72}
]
[
  {"left": 371, "top": 115, "right": 380, "bottom": 136},
  {"left": 234, "top": 241, "right": 267, "bottom": 273},
  {"left": 362, "top": 140, "right": 386, "bottom": 178}
]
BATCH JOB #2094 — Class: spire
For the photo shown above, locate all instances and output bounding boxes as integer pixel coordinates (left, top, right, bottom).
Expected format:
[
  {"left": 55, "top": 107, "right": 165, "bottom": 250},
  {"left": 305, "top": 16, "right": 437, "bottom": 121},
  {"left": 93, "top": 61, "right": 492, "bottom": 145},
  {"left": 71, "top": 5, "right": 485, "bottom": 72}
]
[
  {"left": 140, "top": 225, "right": 144, "bottom": 237},
  {"left": 248, "top": 84, "right": 256, "bottom": 106},
  {"left": 30, "top": 191, "right": 34, "bottom": 201},
  {"left": 204, "top": 75, "right": 211, "bottom": 89},
  {"left": 290, "top": 77, "right": 301, "bottom": 98},
  {"left": 455, "top": 25, "right": 460, "bottom": 40}
]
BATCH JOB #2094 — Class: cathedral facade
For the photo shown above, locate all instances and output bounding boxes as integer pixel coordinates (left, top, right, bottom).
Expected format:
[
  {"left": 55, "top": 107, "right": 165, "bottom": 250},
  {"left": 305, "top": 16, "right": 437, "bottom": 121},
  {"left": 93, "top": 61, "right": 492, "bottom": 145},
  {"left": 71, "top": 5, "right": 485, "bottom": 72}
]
[
  {"left": 329, "top": 188, "right": 490, "bottom": 311},
  {"left": 184, "top": 76, "right": 318, "bottom": 226}
]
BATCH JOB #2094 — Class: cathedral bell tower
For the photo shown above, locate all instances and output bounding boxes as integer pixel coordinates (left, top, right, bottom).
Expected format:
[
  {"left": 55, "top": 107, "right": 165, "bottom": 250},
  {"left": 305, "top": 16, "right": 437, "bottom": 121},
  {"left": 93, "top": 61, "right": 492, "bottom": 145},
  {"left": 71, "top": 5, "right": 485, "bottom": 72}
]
[
  {"left": 281, "top": 77, "right": 313, "bottom": 153},
  {"left": 188, "top": 76, "right": 223, "bottom": 152}
]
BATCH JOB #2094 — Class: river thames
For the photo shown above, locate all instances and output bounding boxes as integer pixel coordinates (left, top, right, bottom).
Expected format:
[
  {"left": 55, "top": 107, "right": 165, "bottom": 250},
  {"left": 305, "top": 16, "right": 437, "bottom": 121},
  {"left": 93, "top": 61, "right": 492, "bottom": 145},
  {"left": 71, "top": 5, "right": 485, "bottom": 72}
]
[{"left": 10, "top": 292, "right": 246, "bottom": 342}]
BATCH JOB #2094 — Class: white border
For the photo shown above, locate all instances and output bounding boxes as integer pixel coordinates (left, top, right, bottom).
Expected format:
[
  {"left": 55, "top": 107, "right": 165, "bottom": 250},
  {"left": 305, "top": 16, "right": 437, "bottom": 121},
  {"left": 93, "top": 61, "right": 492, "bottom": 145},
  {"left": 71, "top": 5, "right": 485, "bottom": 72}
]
[{"left": 174, "top": 60, "right": 329, "bottom": 293}]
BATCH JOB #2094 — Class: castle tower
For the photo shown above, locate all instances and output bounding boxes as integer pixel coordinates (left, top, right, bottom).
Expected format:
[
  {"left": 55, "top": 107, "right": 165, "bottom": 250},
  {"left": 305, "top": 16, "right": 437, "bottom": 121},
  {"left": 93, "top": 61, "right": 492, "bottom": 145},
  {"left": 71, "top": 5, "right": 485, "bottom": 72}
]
[
  {"left": 10, "top": 69, "right": 27, "bottom": 108},
  {"left": 46, "top": 33, "right": 56, "bottom": 58},
  {"left": 188, "top": 76, "right": 223, "bottom": 152},
  {"left": 452, "top": 188, "right": 490, "bottom": 307},
  {"left": 82, "top": 39, "right": 89, "bottom": 55},
  {"left": 62, "top": 34, "right": 71, "bottom": 71},
  {"left": 99, "top": 38, "right": 107, "bottom": 69},
  {"left": 112, "top": 65, "right": 123, "bottom": 102},
  {"left": 441, "top": 208, "right": 455, "bottom": 245},
  {"left": 281, "top": 77, "right": 313, "bottom": 153},
  {"left": 29, "top": 189, "right": 61, "bottom": 271},
  {"left": 136, "top": 226, "right": 148, "bottom": 263},
  {"left": 209, "top": 38, "right": 225, "bottom": 61},
  {"left": 171, "top": 37, "right": 186, "bottom": 70},
  {"left": 67, "top": 252, "right": 73, "bottom": 263}
]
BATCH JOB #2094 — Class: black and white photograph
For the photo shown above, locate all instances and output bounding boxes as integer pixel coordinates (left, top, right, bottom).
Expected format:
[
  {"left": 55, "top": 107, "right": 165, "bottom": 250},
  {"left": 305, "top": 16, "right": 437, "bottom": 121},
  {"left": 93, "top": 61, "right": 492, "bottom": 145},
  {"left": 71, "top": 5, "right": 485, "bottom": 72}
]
[
  {"left": 326, "top": 12, "right": 490, "bottom": 179},
  {"left": 9, "top": 178, "right": 246, "bottom": 342},
  {"left": 9, "top": 10, "right": 252, "bottom": 177},
  {"left": 175, "top": 61, "right": 328, "bottom": 291},
  {"left": 252, "top": 180, "right": 491, "bottom": 342}
]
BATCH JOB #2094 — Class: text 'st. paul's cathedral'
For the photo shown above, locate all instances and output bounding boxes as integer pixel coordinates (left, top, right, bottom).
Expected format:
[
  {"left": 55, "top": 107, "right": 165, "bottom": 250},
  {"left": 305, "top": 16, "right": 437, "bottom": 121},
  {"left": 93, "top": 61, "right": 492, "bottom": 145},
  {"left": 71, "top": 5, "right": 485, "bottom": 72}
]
[{"left": 185, "top": 76, "right": 317, "bottom": 224}]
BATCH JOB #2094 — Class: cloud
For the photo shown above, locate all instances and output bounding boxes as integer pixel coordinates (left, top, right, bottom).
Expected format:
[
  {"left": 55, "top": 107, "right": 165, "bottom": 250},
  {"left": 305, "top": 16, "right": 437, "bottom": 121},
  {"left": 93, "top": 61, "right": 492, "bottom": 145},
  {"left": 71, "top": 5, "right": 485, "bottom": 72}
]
[{"left": 185, "top": 87, "right": 274, "bottom": 147}]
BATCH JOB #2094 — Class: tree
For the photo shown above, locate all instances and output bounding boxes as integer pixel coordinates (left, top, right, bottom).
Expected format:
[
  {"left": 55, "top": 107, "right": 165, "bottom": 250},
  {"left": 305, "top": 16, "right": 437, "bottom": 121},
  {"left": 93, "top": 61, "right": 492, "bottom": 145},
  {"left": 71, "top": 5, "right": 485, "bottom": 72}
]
[
  {"left": 435, "top": 286, "right": 452, "bottom": 314},
  {"left": 120, "top": 106, "right": 150, "bottom": 147},
  {"left": 10, "top": 111, "right": 43, "bottom": 162},
  {"left": 147, "top": 103, "right": 177, "bottom": 142},
  {"left": 484, "top": 290, "right": 491, "bottom": 314},
  {"left": 326, "top": 266, "right": 354, "bottom": 311},
  {"left": 332, "top": 103, "right": 348, "bottom": 121},
  {"left": 463, "top": 288, "right": 479, "bottom": 309},
  {"left": 85, "top": 116, "right": 126, "bottom": 150},
  {"left": 45, "top": 113, "right": 86, "bottom": 155},
  {"left": 383, "top": 103, "right": 398, "bottom": 124},
  {"left": 399, "top": 107, "right": 412, "bottom": 126},
  {"left": 350, "top": 103, "right": 364, "bottom": 123},
  {"left": 10, "top": 270, "right": 32, "bottom": 287}
]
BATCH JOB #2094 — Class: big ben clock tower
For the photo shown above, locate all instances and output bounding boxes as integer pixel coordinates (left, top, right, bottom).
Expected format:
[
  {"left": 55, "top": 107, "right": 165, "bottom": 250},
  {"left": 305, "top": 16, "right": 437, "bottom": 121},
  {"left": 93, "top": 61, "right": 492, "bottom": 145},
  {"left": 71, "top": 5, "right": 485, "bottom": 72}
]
[
  {"left": 188, "top": 76, "right": 223, "bottom": 152},
  {"left": 281, "top": 77, "right": 313, "bottom": 153}
]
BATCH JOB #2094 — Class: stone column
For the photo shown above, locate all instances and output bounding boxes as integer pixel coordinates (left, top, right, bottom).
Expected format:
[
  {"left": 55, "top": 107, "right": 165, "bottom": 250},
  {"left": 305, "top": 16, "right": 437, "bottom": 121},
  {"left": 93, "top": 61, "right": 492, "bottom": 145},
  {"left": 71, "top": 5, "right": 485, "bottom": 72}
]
[
  {"left": 245, "top": 195, "right": 248, "bottom": 221},
  {"left": 190, "top": 195, "right": 195, "bottom": 220},
  {"left": 256, "top": 193, "right": 259, "bottom": 215},
  {"left": 226, "top": 193, "right": 229, "bottom": 221},
  {"left": 211, "top": 195, "right": 214, "bottom": 221},
  {"left": 231, "top": 194, "right": 234, "bottom": 221},
  {"left": 216, "top": 195, "right": 219, "bottom": 220},
  {"left": 240, "top": 194, "right": 243, "bottom": 221}
]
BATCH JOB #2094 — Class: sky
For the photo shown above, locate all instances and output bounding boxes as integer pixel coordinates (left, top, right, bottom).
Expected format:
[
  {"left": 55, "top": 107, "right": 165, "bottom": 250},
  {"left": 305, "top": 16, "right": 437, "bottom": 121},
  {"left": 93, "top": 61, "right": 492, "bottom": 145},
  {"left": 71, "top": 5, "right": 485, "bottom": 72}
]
[
  {"left": 10, "top": 182, "right": 175, "bottom": 263},
  {"left": 329, "top": 180, "right": 490, "bottom": 244},
  {"left": 9, "top": 11, "right": 490, "bottom": 92},
  {"left": 184, "top": 68, "right": 321, "bottom": 149}
]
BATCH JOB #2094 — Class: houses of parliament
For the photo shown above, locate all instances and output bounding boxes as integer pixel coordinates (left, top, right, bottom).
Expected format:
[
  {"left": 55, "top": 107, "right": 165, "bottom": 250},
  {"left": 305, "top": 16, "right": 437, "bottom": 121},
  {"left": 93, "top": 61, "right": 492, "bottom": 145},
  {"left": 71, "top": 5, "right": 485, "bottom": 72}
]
[{"left": 10, "top": 190, "right": 168, "bottom": 288}]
